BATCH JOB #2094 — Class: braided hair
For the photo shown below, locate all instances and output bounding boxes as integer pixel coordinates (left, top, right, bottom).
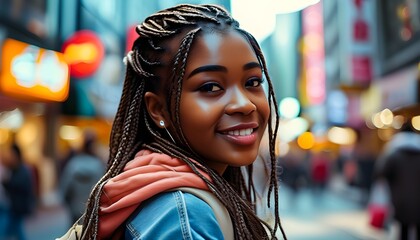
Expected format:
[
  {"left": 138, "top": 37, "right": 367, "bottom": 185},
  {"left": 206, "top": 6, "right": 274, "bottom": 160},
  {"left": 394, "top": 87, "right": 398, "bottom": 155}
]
[{"left": 81, "top": 4, "right": 286, "bottom": 240}]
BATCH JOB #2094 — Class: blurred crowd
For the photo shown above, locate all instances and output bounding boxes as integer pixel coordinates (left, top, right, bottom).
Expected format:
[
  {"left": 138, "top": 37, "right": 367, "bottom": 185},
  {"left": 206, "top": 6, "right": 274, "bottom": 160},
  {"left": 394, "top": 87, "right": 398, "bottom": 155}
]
[
  {"left": 0, "top": 130, "right": 106, "bottom": 240},
  {"left": 1, "top": 143, "right": 36, "bottom": 240},
  {"left": 277, "top": 119, "right": 420, "bottom": 240}
]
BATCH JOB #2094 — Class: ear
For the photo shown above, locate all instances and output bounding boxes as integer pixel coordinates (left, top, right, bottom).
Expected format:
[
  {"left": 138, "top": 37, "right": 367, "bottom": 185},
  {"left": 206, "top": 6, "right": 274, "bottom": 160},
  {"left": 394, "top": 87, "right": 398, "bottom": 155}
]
[{"left": 144, "top": 91, "right": 169, "bottom": 128}]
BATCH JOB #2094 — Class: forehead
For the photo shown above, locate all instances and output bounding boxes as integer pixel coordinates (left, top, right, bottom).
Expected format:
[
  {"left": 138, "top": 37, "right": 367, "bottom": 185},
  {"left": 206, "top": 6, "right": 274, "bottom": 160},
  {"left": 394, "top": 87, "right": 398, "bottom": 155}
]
[{"left": 185, "top": 30, "right": 258, "bottom": 71}]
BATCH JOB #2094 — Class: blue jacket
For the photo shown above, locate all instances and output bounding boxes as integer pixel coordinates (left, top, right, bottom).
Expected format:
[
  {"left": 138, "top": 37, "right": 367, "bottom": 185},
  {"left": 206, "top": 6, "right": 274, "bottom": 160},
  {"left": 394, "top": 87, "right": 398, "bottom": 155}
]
[
  {"left": 59, "top": 153, "right": 105, "bottom": 220},
  {"left": 124, "top": 189, "right": 225, "bottom": 239},
  {"left": 2, "top": 164, "right": 35, "bottom": 216}
]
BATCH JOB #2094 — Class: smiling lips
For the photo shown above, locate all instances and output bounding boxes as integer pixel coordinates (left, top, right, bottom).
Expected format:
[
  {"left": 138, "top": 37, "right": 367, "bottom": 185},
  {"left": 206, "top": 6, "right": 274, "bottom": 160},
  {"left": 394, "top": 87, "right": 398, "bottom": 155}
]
[
  {"left": 220, "top": 127, "right": 258, "bottom": 145},
  {"left": 224, "top": 128, "right": 254, "bottom": 136}
]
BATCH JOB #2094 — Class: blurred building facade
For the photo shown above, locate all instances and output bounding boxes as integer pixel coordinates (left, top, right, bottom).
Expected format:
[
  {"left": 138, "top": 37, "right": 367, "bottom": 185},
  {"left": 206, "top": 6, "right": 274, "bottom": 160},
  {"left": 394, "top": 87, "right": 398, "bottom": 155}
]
[
  {"left": 247, "top": 0, "right": 419, "bottom": 201},
  {"left": 0, "top": 0, "right": 66, "bottom": 205}
]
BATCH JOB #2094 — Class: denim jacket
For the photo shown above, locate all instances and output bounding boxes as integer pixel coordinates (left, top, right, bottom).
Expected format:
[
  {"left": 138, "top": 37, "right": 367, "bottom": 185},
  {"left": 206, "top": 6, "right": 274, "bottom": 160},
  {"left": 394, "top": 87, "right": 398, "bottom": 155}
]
[{"left": 125, "top": 189, "right": 225, "bottom": 239}]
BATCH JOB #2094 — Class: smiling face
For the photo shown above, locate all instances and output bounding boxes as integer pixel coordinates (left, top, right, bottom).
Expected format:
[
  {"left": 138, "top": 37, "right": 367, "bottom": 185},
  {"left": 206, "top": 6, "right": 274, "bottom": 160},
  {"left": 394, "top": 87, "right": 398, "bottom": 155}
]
[{"left": 179, "top": 30, "right": 270, "bottom": 174}]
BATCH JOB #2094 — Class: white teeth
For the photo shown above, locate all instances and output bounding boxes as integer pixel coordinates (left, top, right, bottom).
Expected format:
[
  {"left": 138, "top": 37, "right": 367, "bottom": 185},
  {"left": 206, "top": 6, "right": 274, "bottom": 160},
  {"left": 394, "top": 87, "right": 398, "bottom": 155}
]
[{"left": 226, "top": 128, "right": 253, "bottom": 136}]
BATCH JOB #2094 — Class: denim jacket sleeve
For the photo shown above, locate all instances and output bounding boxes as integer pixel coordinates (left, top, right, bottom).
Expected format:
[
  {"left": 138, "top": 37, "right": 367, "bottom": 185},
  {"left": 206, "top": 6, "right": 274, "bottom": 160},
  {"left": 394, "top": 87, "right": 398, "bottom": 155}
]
[{"left": 124, "top": 190, "right": 225, "bottom": 240}]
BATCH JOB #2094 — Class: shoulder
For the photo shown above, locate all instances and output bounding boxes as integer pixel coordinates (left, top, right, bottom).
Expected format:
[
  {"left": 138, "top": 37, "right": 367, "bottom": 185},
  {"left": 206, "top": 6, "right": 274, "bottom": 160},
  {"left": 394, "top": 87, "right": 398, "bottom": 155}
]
[
  {"left": 65, "top": 154, "right": 105, "bottom": 170},
  {"left": 124, "top": 190, "right": 224, "bottom": 240},
  {"left": 69, "top": 154, "right": 102, "bottom": 163}
]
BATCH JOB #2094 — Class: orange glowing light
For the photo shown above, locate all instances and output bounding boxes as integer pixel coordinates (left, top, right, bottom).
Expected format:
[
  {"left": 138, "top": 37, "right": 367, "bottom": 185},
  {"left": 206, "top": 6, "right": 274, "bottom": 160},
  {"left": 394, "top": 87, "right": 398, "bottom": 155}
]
[
  {"left": 63, "top": 43, "right": 99, "bottom": 64},
  {"left": 297, "top": 131, "right": 315, "bottom": 149},
  {"left": 0, "top": 38, "right": 70, "bottom": 102}
]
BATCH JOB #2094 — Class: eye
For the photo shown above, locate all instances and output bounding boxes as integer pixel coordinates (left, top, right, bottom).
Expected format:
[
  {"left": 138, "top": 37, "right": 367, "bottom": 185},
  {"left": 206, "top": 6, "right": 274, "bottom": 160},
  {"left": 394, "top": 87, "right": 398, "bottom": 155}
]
[
  {"left": 198, "top": 82, "right": 223, "bottom": 92},
  {"left": 246, "top": 77, "right": 264, "bottom": 88}
]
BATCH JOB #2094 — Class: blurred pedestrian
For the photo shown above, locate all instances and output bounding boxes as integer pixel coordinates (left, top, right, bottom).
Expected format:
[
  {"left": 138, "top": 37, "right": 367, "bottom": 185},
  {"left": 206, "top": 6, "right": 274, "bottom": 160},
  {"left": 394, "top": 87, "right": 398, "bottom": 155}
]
[
  {"left": 59, "top": 130, "right": 106, "bottom": 224},
  {"left": 0, "top": 151, "right": 10, "bottom": 239},
  {"left": 1, "top": 143, "right": 36, "bottom": 240},
  {"left": 310, "top": 150, "right": 330, "bottom": 195},
  {"left": 351, "top": 128, "right": 377, "bottom": 205},
  {"left": 375, "top": 121, "right": 420, "bottom": 240},
  {"left": 279, "top": 149, "right": 307, "bottom": 207},
  {"left": 58, "top": 146, "right": 76, "bottom": 175}
]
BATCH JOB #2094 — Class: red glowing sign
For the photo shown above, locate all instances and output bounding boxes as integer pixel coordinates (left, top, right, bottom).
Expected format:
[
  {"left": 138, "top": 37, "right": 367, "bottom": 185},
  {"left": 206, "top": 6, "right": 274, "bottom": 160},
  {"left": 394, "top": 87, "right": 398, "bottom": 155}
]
[
  {"left": 126, "top": 24, "right": 138, "bottom": 53},
  {"left": 302, "top": 2, "right": 325, "bottom": 105},
  {"left": 351, "top": 56, "right": 372, "bottom": 84},
  {"left": 62, "top": 30, "right": 105, "bottom": 78}
]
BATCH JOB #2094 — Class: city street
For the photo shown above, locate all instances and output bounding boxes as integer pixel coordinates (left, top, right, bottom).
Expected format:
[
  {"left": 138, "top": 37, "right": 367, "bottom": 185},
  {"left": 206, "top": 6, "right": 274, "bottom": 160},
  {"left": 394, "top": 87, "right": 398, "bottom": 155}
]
[
  {"left": 278, "top": 183, "right": 389, "bottom": 240},
  {"left": 24, "top": 203, "right": 71, "bottom": 240}
]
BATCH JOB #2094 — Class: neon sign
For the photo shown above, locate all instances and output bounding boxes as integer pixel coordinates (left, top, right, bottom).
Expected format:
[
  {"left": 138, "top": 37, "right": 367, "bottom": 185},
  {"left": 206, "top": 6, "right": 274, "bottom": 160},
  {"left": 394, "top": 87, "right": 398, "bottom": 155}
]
[
  {"left": 0, "top": 38, "right": 69, "bottom": 101},
  {"left": 62, "top": 30, "right": 104, "bottom": 78}
]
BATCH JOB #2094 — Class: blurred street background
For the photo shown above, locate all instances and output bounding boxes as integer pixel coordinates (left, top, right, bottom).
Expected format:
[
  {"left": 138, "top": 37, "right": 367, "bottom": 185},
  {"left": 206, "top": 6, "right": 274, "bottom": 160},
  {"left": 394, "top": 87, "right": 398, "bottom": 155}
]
[{"left": 1, "top": 0, "right": 420, "bottom": 239}]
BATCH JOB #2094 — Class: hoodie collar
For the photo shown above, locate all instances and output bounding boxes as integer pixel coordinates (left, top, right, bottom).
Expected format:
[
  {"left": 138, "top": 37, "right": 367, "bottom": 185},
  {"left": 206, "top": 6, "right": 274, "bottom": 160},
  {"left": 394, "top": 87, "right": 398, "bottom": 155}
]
[
  {"left": 387, "top": 132, "right": 420, "bottom": 152},
  {"left": 97, "top": 149, "right": 211, "bottom": 239}
]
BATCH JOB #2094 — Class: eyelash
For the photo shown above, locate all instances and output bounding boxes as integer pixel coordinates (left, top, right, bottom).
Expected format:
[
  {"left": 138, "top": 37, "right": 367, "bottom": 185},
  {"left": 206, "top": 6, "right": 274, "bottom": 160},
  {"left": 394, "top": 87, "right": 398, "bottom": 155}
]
[
  {"left": 246, "top": 77, "right": 264, "bottom": 88},
  {"left": 198, "top": 83, "right": 222, "bottom": 92},
  {"left": 197, "top": 77, "right": 264, "bottom": 93}
]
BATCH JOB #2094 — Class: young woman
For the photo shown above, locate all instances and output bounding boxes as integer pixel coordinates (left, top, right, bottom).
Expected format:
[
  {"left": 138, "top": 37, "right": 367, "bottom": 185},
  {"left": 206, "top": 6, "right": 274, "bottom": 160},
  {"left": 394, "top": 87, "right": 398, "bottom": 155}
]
[{"left": 79, "top": 4, "right": 286, "bottom": 240}]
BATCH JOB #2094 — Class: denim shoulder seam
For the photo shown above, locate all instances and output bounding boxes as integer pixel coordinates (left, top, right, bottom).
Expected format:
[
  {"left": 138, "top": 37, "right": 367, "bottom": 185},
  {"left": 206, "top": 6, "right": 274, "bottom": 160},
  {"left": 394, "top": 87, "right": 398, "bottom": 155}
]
[
  {"left": 173, "top": 190, "right": 193, "bottom": 240},
  {"left": 126, "top": 221, "right": 141, "bottom": 240}
]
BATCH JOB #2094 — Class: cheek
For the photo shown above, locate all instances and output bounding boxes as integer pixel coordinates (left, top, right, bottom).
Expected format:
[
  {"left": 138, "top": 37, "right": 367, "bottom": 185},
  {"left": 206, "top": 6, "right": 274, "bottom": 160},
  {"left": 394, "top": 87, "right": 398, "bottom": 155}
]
[
  {"left": 190, "top": 98, "right": 214, "bottom": 114},
  {"left": 179, "top": 96, "right": 221, "bottom": 135},
  {"left": 179, "top": 105, "right": 215, "bottom": 158}
]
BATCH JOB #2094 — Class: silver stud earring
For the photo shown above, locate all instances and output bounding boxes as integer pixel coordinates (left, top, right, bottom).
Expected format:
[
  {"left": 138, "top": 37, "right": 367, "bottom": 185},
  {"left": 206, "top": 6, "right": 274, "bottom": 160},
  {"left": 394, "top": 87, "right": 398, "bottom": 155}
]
[{"left": 159, "top": 120, "right": 175, "bottom": 143}]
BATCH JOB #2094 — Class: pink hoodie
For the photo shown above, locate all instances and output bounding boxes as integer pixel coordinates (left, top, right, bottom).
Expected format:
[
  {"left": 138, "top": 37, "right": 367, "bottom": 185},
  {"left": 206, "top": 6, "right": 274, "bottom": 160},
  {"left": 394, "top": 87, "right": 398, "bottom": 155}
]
[{"left": 97, "top": 150, "right": 211, "bottom": 239}]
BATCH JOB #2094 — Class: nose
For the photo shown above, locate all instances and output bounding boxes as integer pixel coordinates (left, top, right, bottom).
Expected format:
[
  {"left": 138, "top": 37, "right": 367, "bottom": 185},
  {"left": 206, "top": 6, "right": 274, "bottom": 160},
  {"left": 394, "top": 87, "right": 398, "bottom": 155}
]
[{"left": 225, "top": 87, "right": 256, "bottom": 115}]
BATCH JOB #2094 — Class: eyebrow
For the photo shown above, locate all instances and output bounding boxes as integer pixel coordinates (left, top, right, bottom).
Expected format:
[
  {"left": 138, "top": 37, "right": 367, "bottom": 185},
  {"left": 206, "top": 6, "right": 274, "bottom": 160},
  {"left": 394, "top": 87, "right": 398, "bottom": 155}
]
[
  {"left": 187, "top": 62, "right": 261, "bottom": 78},
  {"left": 243, "top": 62, "right": 261, "bottom": 70},
  {"left": 188, "top": 65, "right": 227, "bottom": 78}
]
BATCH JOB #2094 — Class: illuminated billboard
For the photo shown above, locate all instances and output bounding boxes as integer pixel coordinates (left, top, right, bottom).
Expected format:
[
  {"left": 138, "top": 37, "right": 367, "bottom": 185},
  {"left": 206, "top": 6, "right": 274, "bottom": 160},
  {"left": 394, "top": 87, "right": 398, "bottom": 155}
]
[
  {"left": 62, "top": 30, "right": 105, "bottom": 79},
  {"left": 0, "top": 38, "right": 70, "bottom": 102}
]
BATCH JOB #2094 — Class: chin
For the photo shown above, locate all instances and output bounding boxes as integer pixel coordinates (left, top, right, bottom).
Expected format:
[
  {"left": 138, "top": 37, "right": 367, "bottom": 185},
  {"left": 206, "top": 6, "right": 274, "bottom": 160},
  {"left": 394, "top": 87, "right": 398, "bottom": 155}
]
[{"left": 232, "top": 152, "right": 259, "bottom": 167}]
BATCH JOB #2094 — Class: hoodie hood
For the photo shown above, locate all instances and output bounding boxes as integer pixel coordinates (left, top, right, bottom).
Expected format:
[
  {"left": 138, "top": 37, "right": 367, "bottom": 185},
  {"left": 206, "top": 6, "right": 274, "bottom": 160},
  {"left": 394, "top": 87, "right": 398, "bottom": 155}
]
[
  {"left": 386, "top": 132, "right": 420, "bottom": 153},
  {"left": 376, "top": 132, "right": 420, "bottom": 173},
  {"left": 97, "top": 149, "right": 210, "bottom": 239}
]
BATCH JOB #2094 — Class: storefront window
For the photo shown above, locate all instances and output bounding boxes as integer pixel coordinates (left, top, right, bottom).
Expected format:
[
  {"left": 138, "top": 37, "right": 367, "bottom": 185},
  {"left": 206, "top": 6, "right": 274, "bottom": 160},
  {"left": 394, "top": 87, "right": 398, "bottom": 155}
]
[
  {"left": 80, "top": 0, "right": 123, "bottom": 33},
  {"left": 0, "top": 0, "right": 48, "bottom": 38},
  {"left": 380, "top": 0, "right": 420, "bottom": 73}
]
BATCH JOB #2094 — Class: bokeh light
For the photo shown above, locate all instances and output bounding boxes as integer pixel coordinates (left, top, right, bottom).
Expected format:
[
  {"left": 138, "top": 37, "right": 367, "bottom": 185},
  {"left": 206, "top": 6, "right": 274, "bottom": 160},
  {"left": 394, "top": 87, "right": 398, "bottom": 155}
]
[
  {"left": 327, "top": 126, "right": 357, "bottom": 145},
  {"left": 392, "top": 115, "right": 405, "bottom": 129},
  {"left": 279, "top": 97, "right": 300, "bottom": 119},
  {"left": 412, "top": 115, "right": 420, "bottom": 131},
  {"left": 379, "top": 108, "right": 393, "bottom": 126},
  {"left": 297, "top": 131, "right": 315, "bottom": 149}
]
